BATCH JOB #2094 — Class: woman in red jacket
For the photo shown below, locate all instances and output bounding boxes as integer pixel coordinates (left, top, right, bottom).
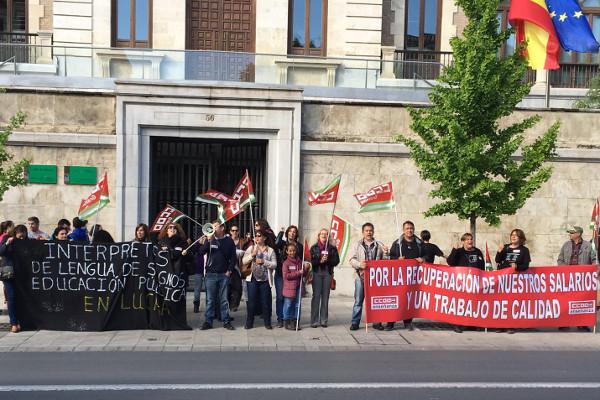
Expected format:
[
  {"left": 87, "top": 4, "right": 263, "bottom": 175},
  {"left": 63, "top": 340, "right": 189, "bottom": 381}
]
[{"left": 282, "top": 243, "right": 308, "bottom": 330}]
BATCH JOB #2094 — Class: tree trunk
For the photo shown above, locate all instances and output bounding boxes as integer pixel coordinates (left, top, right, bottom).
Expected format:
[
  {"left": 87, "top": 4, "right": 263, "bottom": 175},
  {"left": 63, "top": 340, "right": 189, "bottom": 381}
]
[{"left": 470, "top": 214, "right": 477, "bottom": 247}]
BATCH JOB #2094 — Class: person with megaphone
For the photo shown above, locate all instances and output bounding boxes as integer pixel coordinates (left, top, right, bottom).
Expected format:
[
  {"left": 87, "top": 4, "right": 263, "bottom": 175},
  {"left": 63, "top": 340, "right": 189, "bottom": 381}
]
[{"left": 193, "top": 220, "right": 237, "bottom": 331}]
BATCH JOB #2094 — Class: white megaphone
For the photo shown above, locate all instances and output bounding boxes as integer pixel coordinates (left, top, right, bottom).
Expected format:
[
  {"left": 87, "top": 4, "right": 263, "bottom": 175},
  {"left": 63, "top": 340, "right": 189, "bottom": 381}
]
[
  {"left": 182, "top": 223, "right": 216, "bottom": 256},
  {"left": 202, "top": 223, "right": 215, "bottom": 237}
]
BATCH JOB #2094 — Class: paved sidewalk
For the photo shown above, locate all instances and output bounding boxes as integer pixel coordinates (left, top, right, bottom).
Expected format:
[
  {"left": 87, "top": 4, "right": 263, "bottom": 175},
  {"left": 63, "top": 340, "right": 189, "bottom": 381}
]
[{"left": 0, "top": 294, "right": 599, "bottom": 352}]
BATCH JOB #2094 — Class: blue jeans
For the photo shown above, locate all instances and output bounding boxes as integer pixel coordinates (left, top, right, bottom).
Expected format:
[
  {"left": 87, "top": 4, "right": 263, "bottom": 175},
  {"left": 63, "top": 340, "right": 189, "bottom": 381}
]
[
  {"left": 3, "top": 280, "right": 17, "bottom": 326},
  {"left": 351, "top": 278, "right": 364, "bottom": 325},
  {"left": 283, "top": 296, "right": 300, "bottom": 321},
  {"left": 193, "top": 273, "right": 203, "bottom": 303},
  {"left": 246, "top": 279, "right": 272, "bottom": 326},
  {"left": 274, "top": 273, "right": 283, "bottom": 322},
  {"left": 204, "top": 273, "right": 230, "bottom": 325}
]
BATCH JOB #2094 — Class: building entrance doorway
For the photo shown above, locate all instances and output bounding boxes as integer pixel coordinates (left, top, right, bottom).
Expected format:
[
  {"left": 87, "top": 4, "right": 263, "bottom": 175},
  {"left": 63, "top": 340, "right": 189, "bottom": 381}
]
[{"left": 149, "top": 137, "right": 266, "bottom": 238}]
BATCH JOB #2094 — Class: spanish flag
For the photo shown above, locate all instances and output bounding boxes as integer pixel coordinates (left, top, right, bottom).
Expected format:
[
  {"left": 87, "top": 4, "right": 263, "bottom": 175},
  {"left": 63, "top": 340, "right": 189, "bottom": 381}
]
[{"left": 509, "top": 0, "right": 560, "bottom": 70}]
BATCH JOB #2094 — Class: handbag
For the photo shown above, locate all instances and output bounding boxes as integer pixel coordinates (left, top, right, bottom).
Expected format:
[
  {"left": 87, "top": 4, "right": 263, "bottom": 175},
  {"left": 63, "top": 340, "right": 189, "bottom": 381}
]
[
  {"left": 240, "top": 260, "right": 252, "bottom": 278},
  {"left": 330, "top": 276, "right": 336, "bottom": 291}
]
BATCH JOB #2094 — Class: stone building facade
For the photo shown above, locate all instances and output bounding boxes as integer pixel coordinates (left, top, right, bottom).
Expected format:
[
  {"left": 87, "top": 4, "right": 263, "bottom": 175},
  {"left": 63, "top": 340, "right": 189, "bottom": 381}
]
[
  {"left": 2, "top": 79, "right": 600, "bottom": 295},
  {"left": 0, "top": 1, "right": 599, "bottom": 295}
]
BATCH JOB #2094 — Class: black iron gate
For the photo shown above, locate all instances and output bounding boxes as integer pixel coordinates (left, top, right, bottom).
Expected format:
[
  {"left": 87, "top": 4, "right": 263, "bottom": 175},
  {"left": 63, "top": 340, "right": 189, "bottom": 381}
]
[{"left": 149, "top": 137, "right": 267, "bottom": 239}]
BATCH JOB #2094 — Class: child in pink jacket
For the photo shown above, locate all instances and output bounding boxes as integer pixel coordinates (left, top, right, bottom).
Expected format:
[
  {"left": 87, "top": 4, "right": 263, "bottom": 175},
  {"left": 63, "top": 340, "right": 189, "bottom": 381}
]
[{"left": 282, "top": 243, "right": 308, "bottom": 330}]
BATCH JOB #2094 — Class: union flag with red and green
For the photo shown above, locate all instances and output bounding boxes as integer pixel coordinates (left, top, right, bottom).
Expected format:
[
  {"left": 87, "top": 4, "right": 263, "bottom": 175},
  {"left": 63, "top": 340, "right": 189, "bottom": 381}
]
[
  {"left": 353, "top": 182, "right": 395, "bottom": 213},
  {"left": 308, "top": 175, "right": 341, "bottom": 206},
  {"left": 78, "top": 173, "right": 110, "bottom": 219}
]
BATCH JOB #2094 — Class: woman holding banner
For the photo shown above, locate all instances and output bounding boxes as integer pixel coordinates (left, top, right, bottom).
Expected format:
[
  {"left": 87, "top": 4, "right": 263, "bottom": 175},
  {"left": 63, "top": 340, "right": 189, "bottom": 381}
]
[
  {"left": 495, "top": 229, "right": 531, "bottom": 272},
  {"left": 495, "top": 229, "right": 531, "bottom": 334},
  {"left": 133, "top": 223, "right": 151, "bottom": 242},
  {"left": 158, "top": 223, "right": 190, "bottom": 278},
  {"left": 309, "top": 229, "right": 340, "bottom": 328},
  {"left": 0, "top": 224, "right": 29, "bottom": 333}
]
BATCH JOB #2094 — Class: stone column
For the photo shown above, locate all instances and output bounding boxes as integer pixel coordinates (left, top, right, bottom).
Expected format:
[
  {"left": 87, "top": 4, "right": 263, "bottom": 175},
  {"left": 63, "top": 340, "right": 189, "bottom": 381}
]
[
  {"left": 36, "top": 31, "right": 53, "bottom": 64},
  {"left": 380, "top": 46, "right": 396, "bottom": 79}
]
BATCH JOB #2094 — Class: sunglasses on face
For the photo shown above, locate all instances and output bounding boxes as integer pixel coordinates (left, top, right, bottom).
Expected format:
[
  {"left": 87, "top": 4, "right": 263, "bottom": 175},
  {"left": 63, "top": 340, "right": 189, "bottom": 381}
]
[
  {"left": 230, "top": 229, "right": 238, "bottom": 232},
  {"left": 255, "top": 234, "right": 263, "bottom": 237}
]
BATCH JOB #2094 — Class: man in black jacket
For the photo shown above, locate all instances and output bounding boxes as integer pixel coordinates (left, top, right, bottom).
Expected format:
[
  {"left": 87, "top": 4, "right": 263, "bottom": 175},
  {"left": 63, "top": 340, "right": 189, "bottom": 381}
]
[
  {"left": 389, "top": 221, "right": 423, "bottom": 331},
  {"left": 198, "top": 221, "right": 237, "bottom": 330}
]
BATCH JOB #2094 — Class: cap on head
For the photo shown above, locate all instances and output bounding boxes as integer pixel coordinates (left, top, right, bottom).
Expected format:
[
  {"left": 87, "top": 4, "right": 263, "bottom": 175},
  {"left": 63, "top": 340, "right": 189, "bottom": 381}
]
[{"left": 566, "top": 225, "right": 583, "bottom": 234}]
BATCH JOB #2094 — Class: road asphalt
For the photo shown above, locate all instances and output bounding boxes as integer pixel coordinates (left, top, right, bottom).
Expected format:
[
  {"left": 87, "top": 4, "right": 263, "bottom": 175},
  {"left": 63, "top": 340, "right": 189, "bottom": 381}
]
[{"left": 1, "top": 350, "right": 599, "bottom": 399}]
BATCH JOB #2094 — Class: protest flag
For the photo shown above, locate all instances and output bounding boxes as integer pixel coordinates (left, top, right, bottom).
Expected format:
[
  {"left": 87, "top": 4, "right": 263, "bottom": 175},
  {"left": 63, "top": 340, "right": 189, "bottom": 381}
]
[
  {"left": 150, "top": 204, "right": 194, "bottom": 233},
  {"left": 78, "top": 172, "right": 110, "bottom": 219},
  {"left": 508, "top": 0, "right": 560, "bottom": 69},
  {"left": 354, "top": 181, "right": 400, "bottom": 243},
  {"left": 353, "top": 182, "right": 395, "bottom": 213},
  {"left": 330, "top": 214, "right": 352, "bottom": 264},
  {"left": 485, "top": 242, "right": 493, "bottom": 271},
  {"left": 590, "top": 197, "right": 600, "bottom": 252},
  {"left": 232, "top": 169, "right": 257, "bottom": 234},
  {"left": 231, "top": 169, "right": 256, "bottom": 209},
  {"left": 307, "top": 175, "right": 341, "bottom": 206},
  {"left": 196, "top": 189, "right": 242, "bottom": 223}
]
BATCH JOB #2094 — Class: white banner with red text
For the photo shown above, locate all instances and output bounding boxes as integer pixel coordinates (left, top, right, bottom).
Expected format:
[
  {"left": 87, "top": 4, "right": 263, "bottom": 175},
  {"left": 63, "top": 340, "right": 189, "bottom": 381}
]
[{"left": 364, "top": 260, "right": 598, "bottom": 328}]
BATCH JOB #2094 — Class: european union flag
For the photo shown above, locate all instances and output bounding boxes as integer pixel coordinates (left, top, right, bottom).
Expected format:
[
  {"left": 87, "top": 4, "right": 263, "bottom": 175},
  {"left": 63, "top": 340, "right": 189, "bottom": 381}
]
[{"left": 546, "top": 0, "right": 599, "bottom": 53}]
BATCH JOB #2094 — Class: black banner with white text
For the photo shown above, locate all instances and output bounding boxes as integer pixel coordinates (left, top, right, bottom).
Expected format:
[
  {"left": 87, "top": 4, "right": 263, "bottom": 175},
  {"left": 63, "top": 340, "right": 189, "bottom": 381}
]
[{"left": 12, "top": 240, "right": 190, "bottom": 331}]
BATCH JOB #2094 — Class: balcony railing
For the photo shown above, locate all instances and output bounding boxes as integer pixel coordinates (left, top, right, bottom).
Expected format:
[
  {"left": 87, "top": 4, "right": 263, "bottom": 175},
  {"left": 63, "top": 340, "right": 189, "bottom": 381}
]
[
  {"left": 395, "top": 49, "right": 597, "bottom": 89},
  {"left": 0, "top": 41, "right": 595, "bottom": 91},
  {"left": 0, "top": 32, "right": 46, "bottom": 64},
  {"left": 394, "top": 50, "right": 453, "bottom": 80}
]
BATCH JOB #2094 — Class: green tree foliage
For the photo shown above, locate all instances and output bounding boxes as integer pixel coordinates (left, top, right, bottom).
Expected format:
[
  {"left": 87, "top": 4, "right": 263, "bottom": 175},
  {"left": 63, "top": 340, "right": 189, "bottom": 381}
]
[
  {"left": 396, "top": 0, "right": 559, "bottom": 241},
  {"left": 575, "top": 73, "right": 600, "bottom": 109},
  {"left": 0, "top": 110, "right": 28, "bottom": 202}
]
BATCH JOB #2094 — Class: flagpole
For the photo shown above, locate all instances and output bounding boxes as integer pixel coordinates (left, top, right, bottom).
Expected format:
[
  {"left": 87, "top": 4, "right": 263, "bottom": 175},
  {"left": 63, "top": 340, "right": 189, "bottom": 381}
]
[
  {"left": 184, "top": 215, "right": 204, "bottom": 228},
  {"left": 91, "top": 172, "right": 104, "bottom": 243},
  {"left": 390, "top": 181, "right": 400, "bottom": 242},
  {"left": 325, "top": 200, "right": 338, "bottom": 246},
  {"left": 246, "top": 169, "right": 256, "bottom": 237}
]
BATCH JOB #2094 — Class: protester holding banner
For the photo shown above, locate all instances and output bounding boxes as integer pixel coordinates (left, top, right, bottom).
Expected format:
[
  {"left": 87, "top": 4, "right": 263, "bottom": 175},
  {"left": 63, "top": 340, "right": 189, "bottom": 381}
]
[
  {"left": 282, "top": 242, "right": 308, "bottom": 330},
  {"left": 0, "top": 220, "right": 14, "bottom": 243},
  {"left": 447, "top": 233, "right": 485, "bottom": 270},
  {"left": 0, "top": 224, "right": 28, "bottom": 333},
  {"left": 52, "top": 227, "right": 69, "bottom": 241},
  {"left": 420, "top": 230, "right": 444, "bottom": 264},
  {"left": 557, "top": 226, "right": 597, "bottom": 266},
  {"left": 26, "top": 216, "right": 48, "bottom": 240},
  {"left": 349, "top": 222, "right": 389, "bottom": 331},
  {"left": 50, "top": 219, "right": 71, "bottom": 240},
  {"left": 495, "top": 229, "right": 531, "bottom": 271},
  {"left": 158, "top": 223, "right": 189, "bottom": 277},
  {"left": 68, "top": 217, "right": 89, "bottom": 243},
  {"left": 197, "top": 221, "right": 237, "bottom": 330},
  {"left": 242, "top": 230, "right": 277, "bottom": 329},
  {"left": 389, "top": 221, "right": 423, "bottom": 331},
  {"left": 494, "top": 229, "right": 531, "bottom": 334},
  {"left": 557, "top": 225, "right": 597, "bottom": 332},
  {"left": 309, "top": 229, "right": 340, "bottom": 328},
  {"left": 91, "top": 226, "right": 115, "bottom": 244},
  {"left": 133, "top": 223, "right": 151, "bottom": 242}
]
